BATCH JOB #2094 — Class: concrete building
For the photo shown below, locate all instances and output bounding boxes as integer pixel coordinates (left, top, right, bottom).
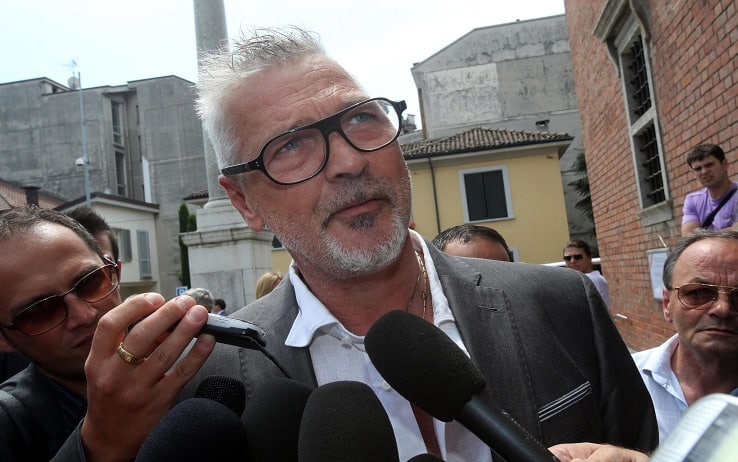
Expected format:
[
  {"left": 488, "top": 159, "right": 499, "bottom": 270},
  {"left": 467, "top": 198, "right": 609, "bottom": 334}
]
[
  {"left": 0, "top": 76, "right": 207, "bottom": 297},
  {"left": 57, "top": 193, "right": 160, "bottom": 300},
  {"left": 564, "top": 0, "right": 737, "bottom": 349},
  {"left": 409, "top": 15, "right": 594, "bottom": 248}
]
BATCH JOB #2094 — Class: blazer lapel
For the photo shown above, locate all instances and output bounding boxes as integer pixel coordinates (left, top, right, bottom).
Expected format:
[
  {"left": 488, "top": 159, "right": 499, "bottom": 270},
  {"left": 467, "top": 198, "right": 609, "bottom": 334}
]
[{"left": 429, "top": 247, "right": 542, "bottom": 437}]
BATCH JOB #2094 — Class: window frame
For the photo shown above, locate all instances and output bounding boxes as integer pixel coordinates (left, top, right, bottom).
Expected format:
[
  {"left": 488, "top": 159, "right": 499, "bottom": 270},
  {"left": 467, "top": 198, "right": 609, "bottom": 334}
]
[
  {"left": 115, "top": 228, "right": 132, "bottom": 262},
  {"left": 595, "top": 1, "right": 673, "bottom": 225},
  {"left": 458, "top": 165, "right": 514, "bottom": 223},
  {"left": 136, "top": 229, "right": 152, "bottom": 279}
]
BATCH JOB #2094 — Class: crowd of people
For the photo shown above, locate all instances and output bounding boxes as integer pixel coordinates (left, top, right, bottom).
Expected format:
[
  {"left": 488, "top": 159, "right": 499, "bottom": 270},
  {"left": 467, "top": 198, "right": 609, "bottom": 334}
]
[{"left": 0, "top": 26, "right": 735, "bottom": 462}]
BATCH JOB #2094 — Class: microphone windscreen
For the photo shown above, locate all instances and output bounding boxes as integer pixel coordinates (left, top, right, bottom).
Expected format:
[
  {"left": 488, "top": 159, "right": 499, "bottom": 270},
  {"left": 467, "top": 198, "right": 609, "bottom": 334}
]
[
  {"left": 407, "top": 454, "right": 445, "bottom": 461},
  {"left": 135, "top": 398, "right": 248, "bottom": 461},
  {"left": 365, "top": 310, "right": 486, "bottom": 421},
  {"left": 298, "top": 381, "right": 399, "bottom": 462},
  {"left": 194, "top": 375, "right": 246, "bottom": 416},
  {"left": 243, "top": 377, "right": 314, "bottom": 461}
]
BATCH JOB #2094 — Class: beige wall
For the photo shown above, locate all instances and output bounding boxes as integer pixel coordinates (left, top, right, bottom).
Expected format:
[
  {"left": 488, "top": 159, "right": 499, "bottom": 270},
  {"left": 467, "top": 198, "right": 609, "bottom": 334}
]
[
  {"left": 271, "top": 248, "right": 292, "bottom": 274},
  {"left": 409, "top": 147, "right": 570, "bottom": 263}
]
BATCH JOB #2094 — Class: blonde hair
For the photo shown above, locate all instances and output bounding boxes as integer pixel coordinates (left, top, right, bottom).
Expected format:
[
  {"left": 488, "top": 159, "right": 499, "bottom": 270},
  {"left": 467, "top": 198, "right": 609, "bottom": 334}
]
[{"left": 255, "top": 271, "right": 284, "bottom": 299}]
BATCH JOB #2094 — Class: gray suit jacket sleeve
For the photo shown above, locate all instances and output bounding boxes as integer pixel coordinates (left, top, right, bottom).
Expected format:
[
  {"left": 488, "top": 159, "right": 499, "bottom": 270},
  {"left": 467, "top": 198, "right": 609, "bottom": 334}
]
[{"left": 182, "top": 244, "right": 658, "bottom": 455}]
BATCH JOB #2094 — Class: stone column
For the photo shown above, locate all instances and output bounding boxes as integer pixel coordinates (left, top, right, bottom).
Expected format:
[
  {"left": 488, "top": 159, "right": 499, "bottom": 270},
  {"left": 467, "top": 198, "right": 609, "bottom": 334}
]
[{"left": 185, "top": 0, "right": 274, "bottom": 311}]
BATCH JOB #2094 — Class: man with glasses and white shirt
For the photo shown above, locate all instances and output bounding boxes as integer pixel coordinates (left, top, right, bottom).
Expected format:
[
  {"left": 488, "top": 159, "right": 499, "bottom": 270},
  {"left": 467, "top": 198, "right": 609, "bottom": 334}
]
[
  {"left": 175, "top": 27, "right": 658, "bottom": 460},
  {"left": 632, "top": 229, "right": 738, "bottom": 443},
  {"left": 563, "top": 239, "right": 610, "bottom": 308},
  {"left": 0, "top": 207, "right": 213, "bottom": 461}
]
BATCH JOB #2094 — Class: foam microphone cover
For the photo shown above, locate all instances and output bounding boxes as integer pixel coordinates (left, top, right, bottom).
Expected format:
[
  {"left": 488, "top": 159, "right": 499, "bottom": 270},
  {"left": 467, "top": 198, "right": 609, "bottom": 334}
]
[
  {"left": 298, "top": 381, "right": 400, "bottom": 462},
  {"left": 243, "top": 377, "right": 314, "bottom": 461},
  {"left": 194, "top": 375, "right": 247, "bottom": 416},
  {"left": 135, "top": 398, "right": 248, "bottom": 461},
  {"left": 365, "top": 310, "right": 486, "bottom": 421}
]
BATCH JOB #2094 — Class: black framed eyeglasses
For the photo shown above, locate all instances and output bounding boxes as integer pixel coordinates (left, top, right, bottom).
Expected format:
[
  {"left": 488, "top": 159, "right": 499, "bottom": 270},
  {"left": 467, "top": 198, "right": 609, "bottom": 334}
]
[
  {"left": 221, "top": 97, "right": 407, "bottom": 185},
  {"left": 1, "top": 262, "right": 119, "bottom": 336},
  {"left": 563, "top": 254, "right": 584, "bottom": 261},
  {"left": 671, "top": 283, "right": 738, "bottom": 310}
]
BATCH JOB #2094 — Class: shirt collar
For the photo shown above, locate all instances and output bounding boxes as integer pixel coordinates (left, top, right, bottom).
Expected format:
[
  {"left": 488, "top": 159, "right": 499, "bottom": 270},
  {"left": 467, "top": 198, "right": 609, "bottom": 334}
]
[{"left": 284, "top": 230, "right": 454, "bottom": 348}]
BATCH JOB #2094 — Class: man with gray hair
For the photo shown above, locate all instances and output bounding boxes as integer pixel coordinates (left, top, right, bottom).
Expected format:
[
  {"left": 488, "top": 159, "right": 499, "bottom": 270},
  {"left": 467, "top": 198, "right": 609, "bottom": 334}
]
[
  {"left": 184, "top": 26, "right": 657, "bottom": 460},
  {"left": 182, "top": 288, "right": 215, "bottom": 313},
  {"left": 633, "top": 229, "right": 738, "bottom": 443}
]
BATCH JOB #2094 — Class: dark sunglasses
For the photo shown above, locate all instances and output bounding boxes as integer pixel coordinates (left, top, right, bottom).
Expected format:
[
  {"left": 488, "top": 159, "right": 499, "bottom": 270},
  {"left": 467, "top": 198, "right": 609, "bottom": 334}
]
[
  {"left": 672, "top": 283, "right": 738, "bottom": 310},
  {"left": 1, "top": 262, "right": 119, "bottom": 336},
  {"left": 563, "top": 254, "right": 584, "bottom": 261}
]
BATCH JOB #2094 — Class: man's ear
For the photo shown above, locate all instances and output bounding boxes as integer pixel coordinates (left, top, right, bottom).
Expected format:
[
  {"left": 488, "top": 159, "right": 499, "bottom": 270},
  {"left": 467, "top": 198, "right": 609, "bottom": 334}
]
[
  {"left": 0, "top": 331, "right": 18, "bottom": 353},
  {"left": 662, "top": 287, "right": 673, "bottom": 323},
  {"left": 219, "top": 175, "right": 264, "bottom": 231}
]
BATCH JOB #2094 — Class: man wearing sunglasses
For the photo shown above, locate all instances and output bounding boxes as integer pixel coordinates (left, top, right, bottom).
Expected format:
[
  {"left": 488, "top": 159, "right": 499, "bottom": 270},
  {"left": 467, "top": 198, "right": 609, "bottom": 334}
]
[
  {"left": 176, "top": 27, "right": 658, "bottom": 461},
  {"left": 632, "top": 229, "right": 738, "bottom": 443},
  {"left": 0, "top": 207, "right": 214, "bottom": 461},
  {"left": 563, "top": 239, "right": 610, "bottom": 308}
]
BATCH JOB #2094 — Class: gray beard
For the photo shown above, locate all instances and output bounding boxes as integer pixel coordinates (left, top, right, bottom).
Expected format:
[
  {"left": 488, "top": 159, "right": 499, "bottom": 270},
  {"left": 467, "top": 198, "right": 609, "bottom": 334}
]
[
  {"left": 271, "top": 172, "right": 412, "bottom": 280},
  {"left": 318, "top": 210, "right": 409, "bottom": 277}
]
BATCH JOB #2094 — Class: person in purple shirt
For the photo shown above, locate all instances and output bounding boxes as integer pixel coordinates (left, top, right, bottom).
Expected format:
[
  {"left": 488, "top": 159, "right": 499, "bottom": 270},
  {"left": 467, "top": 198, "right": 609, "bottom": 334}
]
[{"left": 681, "top": 143, "right": 738, "bottom": 236}]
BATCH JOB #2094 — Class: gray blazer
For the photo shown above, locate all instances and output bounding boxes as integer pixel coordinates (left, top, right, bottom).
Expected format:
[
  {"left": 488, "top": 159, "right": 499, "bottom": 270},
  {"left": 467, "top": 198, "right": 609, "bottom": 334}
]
[
  {"left": 54, "top": 245, "right": 658, "bottom": 460},
  {"left": 181, "top": 244, "right": 658, "bottom": 455}
]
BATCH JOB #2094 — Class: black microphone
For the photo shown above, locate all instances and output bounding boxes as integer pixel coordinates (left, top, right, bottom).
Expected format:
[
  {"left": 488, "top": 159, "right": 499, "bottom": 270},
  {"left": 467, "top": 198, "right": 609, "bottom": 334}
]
[
  {"left": 298, "top": 380, "right": 400, "bottom": 462},
  {"left": 365, "top": 310, "right": 559, "bottom": 462},
  {"left": 243, "top": 377, "right": 314, "bottom": 461},
  {"left": 134, "top": 398, "right": 248, "bottom": 461},
  {"left": 194, "top": 375, "right": 247, "bottom": 416}
]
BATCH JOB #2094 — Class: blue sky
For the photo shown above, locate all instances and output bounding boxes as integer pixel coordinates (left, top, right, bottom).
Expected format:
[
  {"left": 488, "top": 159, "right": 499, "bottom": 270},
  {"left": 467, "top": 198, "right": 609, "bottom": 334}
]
[{"left": 1, "top": 0, "right": 565, "bottom": 121}]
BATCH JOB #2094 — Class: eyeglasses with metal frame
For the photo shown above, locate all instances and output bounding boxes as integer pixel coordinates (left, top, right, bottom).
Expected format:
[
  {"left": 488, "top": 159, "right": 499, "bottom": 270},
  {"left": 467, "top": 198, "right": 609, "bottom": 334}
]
[
  {"left": 220, "top": 97, "right": 407, "bottom": 185},
  {"left": 671, "top": 282, "right": 738, "bottom": 310},
  {"left": 0, "top": 261, "right": 119, "bottom": 336}
]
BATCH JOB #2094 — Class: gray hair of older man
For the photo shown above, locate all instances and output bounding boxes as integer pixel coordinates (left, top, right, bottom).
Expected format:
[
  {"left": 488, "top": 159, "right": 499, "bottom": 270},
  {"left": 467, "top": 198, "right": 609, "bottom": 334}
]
[
  {"left": 662, "top": 229, "right": 738, "bottom": 289},
  {"left": 195, "top": 27, "right": 326, "bottom": 171},
  {"left": 182, "top": 287, "right": 215, "bottom": 312}
]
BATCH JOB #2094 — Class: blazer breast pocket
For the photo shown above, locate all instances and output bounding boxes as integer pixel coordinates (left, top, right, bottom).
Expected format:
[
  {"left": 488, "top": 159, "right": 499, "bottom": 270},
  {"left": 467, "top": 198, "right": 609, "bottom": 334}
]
[{"left": 537, "top": 382, "right": 603, "bottom": 444}]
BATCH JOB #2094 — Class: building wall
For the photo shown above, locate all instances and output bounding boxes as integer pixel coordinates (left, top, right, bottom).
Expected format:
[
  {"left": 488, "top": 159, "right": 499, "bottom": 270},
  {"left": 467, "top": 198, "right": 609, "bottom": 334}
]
[
  {"left": 408, "top": 145, "right": 570, "bottom": 263},
  {"left": 412, "top": 15, "right": 594, "bottom": 244},
  {"left": 0, "top": 76, "right": 207, "bottom": 299},
  {"left": 131, "top": 77, "right": 208, "bottom": 297},
  {"left": 64, "top": 199, "right": 161, "bottom": 299},
  {"left": 564, "top": 0, "right": 738, "bottom": 349}
]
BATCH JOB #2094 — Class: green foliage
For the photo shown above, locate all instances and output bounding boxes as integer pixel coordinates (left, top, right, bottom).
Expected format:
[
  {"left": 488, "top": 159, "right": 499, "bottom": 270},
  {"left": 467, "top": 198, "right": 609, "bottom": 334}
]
[{"left": 568, "top": 150, "right": 594, "bottom": 223}]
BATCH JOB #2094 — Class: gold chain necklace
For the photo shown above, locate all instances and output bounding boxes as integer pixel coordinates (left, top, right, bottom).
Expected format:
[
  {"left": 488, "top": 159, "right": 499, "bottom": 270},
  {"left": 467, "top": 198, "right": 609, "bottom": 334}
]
[{"left": 405, "top": 250, "right": 429, "bottom": 320}]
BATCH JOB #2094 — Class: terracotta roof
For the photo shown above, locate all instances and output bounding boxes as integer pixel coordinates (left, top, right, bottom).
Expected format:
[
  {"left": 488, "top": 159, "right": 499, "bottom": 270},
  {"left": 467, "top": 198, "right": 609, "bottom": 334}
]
[
  {"left": 401, "top": 127, "right": 572, "bottom": 159},
  {"left": 183, "top": 189, "right": 208, "bottom": 201},
  {"left": 0, "top": 179, "right": 66, "bottom": 210}
]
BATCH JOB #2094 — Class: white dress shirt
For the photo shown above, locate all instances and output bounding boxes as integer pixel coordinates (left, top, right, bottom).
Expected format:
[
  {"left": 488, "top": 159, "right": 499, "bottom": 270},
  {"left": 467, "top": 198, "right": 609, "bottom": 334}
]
[
  {"left": 631, "top": 334, "right": 686, "bottom": 444},
  {"left": 285, "top": 231, "right": 492, "bottom": 462}
]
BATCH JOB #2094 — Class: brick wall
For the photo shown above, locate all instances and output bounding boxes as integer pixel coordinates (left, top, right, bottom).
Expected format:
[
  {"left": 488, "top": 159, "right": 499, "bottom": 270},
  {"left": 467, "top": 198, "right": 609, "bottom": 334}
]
[{"left": 564, "top": 0, "right": 738, "bottom": 350}]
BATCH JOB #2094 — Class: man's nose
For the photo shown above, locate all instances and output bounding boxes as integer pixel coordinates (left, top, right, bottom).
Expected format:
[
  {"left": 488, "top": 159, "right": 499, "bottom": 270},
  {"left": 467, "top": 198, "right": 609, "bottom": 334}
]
[
  {"left": 61, "top": 293, "right": 98, "bottom": 327},
  {"left": 322, "top": 131, "right": 368, "bottom": 180}
]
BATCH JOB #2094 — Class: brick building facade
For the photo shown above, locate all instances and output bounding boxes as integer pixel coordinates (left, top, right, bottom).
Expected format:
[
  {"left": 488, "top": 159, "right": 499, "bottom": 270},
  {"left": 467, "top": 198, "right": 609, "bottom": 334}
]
[{"left": 564, "top": 0, "right": 737, "bottom": 350}]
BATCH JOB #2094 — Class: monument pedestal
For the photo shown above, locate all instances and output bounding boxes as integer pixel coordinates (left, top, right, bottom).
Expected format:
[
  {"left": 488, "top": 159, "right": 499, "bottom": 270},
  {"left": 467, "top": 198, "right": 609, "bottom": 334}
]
[{"left": 181, "top": 199, "right": 274, "bottom": 311}]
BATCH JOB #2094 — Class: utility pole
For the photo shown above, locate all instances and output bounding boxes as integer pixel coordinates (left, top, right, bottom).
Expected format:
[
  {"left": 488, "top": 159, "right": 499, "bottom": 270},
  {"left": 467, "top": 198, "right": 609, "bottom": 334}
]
[{"left": 72, "top": 61, "right": 91, "bottom": 206}]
